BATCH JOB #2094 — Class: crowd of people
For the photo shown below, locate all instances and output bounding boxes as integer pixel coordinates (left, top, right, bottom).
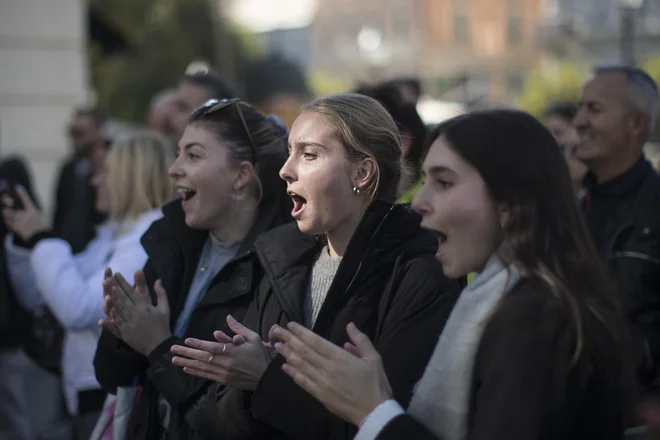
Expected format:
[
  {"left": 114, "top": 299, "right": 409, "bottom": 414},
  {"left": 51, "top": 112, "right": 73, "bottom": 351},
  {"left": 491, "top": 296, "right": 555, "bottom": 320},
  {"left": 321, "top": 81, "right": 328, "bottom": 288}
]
[{"left": 0, "top": 62, "right": 658, "bottom": 440}]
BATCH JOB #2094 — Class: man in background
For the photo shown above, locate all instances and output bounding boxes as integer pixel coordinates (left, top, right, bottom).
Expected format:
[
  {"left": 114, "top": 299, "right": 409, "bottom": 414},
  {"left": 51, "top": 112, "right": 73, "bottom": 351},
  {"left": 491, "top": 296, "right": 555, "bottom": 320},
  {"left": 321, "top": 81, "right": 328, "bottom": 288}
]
[
  {"left": 167, "top": 68, "right": 237, "bottom": 141},
  {"left": 147, "top": 90, "right": 175, "bottom": 139},
  {"left": 52, "top": 108, "right": 108, "bottom": 253},
  {"left": 574, "top": 65, "right": 660, "bottom": 434}
]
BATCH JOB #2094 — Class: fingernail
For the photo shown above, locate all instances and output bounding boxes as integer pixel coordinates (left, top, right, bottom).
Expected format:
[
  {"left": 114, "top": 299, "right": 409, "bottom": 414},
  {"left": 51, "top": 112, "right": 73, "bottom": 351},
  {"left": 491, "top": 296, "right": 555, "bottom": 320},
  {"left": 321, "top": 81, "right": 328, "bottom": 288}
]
[
  {"left": 274, "top": 342, "right": 284, "bottom": 351},
  {"left": 227, "top": 314, "right": 236, "bottom": 322}
]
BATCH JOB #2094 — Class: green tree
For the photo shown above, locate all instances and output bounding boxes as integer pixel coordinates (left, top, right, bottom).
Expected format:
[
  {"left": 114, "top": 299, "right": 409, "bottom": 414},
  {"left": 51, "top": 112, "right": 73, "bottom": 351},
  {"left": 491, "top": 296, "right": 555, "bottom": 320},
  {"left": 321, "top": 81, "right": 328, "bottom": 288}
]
[
  {"left": 517, "top": 62, "right": 588, "bottom": 117},
  {"left": 642, "top": 56, "right": 660, "bottom": 140},
  {"left": 89, "top": 0, "right": 259, "bottom": 124}
]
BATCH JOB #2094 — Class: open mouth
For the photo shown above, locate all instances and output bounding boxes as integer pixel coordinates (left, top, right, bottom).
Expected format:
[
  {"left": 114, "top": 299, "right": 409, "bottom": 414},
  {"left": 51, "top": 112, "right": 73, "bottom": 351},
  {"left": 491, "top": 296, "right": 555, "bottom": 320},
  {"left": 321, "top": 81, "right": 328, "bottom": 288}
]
[
  {"left": 288, "top": 191, "right": 307, "bottom": 218},
  {"left": 177, "top": 187, "right": 197, "bottom": 202}
]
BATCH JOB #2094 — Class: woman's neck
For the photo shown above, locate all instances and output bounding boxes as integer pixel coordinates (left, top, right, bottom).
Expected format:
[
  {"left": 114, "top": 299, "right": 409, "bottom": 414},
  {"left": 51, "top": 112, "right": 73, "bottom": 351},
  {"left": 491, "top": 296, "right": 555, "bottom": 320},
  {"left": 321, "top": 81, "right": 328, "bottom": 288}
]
[
  {"left": 326, "top": 210, "right": 365, "bottom": 258},
  {"left": 211, "top": 202, "right": 257, "bottom": 243}
]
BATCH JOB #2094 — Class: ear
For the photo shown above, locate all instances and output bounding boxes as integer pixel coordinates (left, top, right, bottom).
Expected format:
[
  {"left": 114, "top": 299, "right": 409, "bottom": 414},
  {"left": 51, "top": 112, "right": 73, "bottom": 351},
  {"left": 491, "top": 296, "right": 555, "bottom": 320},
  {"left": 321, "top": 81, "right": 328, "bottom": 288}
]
[
  {"left": 629, "top": 111, "right": 649, "bottom": 139},
  {"left": 497, "top": 204, "right": 511, "bottom": 229},
  {"left": 351, "top": 157, "right": 377, "bottom": 193},
  {"left": 233, "top": 161, "right": 256, "bottom": 193}
]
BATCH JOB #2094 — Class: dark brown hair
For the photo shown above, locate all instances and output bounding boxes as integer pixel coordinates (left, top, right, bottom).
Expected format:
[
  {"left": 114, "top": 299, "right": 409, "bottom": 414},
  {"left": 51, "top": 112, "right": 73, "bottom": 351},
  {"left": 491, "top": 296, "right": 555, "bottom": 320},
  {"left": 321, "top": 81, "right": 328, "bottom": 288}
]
[
  {"left": 189, "top": 103, "right": 291, "bottom": 218},
  {"left": 428, "top": 109, "right": 635, "bottom": 414}
]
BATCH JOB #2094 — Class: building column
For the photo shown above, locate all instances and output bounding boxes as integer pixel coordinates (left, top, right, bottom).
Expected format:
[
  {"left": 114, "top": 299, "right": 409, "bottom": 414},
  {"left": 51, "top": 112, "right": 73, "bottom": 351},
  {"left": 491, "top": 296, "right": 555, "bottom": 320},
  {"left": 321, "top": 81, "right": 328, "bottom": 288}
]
[{"left": 0, "top": 0, "right": 89, "bottom": 215}]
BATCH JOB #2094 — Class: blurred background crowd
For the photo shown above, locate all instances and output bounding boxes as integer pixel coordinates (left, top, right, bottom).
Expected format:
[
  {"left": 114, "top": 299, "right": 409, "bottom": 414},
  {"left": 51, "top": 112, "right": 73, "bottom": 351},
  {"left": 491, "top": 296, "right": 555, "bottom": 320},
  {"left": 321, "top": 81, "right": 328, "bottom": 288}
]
[{"left": 3, "top": 0, "right": 660, "bottom": 216}]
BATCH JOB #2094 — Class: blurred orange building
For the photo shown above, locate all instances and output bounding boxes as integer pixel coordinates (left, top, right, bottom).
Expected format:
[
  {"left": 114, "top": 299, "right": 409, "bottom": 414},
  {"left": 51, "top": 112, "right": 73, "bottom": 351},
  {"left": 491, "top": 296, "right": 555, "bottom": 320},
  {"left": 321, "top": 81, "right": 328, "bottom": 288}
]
[{"left": 311, "top": 0, "right": 543, "bottom": 106}]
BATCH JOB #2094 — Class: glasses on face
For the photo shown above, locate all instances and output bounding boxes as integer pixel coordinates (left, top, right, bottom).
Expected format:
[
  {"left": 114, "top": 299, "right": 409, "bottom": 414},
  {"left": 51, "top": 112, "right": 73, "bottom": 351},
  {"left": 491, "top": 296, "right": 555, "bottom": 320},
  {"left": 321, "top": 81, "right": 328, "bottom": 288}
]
[{"left": 191, "top": 98, "right": 257, "bottom": 165}]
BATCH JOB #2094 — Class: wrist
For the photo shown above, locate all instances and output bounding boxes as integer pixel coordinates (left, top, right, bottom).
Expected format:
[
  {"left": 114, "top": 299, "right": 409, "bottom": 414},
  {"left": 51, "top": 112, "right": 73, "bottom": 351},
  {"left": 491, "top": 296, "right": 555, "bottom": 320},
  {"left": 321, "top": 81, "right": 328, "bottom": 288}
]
[
  {"left": 353, "top": 397, "right": 389, "bottom": 427},
  {"left": 143, "top": 331, "right": 173, "bottom": 357}
]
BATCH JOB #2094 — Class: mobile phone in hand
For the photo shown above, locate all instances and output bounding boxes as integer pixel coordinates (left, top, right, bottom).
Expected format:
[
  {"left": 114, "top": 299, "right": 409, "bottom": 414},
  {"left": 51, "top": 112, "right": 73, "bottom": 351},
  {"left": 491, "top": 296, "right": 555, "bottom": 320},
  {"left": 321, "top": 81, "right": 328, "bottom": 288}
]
[{"left": 0, "top": 180, "right": 24, "bottom": 210}]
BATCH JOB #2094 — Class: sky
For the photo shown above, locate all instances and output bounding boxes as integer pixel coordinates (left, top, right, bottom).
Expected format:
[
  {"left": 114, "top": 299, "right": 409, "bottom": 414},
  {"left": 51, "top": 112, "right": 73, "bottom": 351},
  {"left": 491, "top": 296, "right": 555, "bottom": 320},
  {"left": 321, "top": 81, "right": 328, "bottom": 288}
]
[{"left": 225, "top": 0, "right": 318, "bottom": 33}]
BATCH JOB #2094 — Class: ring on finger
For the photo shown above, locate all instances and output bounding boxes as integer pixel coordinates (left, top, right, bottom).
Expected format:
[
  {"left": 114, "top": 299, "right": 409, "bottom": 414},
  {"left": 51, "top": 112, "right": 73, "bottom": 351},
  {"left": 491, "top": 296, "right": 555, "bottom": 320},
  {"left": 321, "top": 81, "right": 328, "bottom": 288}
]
[
  {"left": 208, "top": 354, "right": 214, "bottom": 363},
  {"left": 221, "top": 343, "right": 226, "bottom": 355}
]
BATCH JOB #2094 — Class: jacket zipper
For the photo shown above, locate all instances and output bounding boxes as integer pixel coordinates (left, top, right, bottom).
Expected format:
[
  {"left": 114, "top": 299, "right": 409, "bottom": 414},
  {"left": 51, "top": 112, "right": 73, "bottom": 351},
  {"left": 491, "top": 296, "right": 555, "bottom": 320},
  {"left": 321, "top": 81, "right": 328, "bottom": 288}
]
[
  {"left": 606, "top": 221, "right": 660, "bottom": 264},
  {"left": 612, "top": 251, "right": 660, "bottom": 265}
]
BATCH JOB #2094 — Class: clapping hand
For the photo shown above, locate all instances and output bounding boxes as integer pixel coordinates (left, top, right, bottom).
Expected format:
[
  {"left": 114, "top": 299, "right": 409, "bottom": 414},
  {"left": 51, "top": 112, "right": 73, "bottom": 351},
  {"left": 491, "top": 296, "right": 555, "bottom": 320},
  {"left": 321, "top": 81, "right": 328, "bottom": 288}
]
[
  {"left": 171, "top": 315, "right": 273, "bottom": 390},
  {"left": 269, "top": 322, "right": 393, "bottom": 426},
  {"left": 99, "top": 269, "right": 172, "bottom": 356}
]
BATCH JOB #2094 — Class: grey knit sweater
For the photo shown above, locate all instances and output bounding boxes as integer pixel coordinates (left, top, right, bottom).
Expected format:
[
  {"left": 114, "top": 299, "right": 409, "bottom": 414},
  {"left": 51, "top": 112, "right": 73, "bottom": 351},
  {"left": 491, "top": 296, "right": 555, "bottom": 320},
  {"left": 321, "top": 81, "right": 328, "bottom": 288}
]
[{"left": 303, "top": 246, "right": 342, "bottom": 328}]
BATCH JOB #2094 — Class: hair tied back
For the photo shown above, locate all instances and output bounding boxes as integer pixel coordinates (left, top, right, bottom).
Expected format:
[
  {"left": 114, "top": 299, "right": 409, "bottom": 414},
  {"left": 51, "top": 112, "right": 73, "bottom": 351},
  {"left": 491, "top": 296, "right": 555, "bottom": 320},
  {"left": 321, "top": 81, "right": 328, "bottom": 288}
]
[{"left": 267, "top": 114, "right": 288, "bottom": 136}]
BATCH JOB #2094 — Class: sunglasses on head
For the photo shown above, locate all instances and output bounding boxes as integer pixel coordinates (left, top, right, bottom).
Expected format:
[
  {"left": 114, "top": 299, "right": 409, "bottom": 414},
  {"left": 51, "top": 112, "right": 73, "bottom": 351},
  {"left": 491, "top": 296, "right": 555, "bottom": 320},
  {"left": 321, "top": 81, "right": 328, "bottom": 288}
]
[{"left": 191, "top": 98, "right": 257, "bottom": 165}]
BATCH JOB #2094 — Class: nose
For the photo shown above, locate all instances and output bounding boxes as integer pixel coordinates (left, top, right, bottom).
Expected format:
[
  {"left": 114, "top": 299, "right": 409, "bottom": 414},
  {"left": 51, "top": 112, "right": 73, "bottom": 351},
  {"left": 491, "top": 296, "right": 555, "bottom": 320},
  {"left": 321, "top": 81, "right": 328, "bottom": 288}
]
[
  {"left": 168, "top": 155, "right": 185, "bottom": 179},
  {"left": 411, "top": 183, "right": 430, "bottom": 216},
  {"left": 573, "top": 107, "right": 588, "bottom": 130},
  {"left": 279, "top": 155, "right": 296, "bottom": 183}
]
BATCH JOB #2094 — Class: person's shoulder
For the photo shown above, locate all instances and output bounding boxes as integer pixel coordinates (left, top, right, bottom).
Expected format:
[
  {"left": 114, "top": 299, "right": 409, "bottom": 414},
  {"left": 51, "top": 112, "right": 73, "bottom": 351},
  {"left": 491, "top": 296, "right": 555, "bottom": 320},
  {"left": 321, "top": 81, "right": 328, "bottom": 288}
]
[
  {"left": 255, "top": 222, "right": 306, "bottom": 247},
  {"left": 488, "top": 278, "right": 566, "bottom": 334},
  {"left": 396, "top": 253, "right": 461, "bottom": 300}
]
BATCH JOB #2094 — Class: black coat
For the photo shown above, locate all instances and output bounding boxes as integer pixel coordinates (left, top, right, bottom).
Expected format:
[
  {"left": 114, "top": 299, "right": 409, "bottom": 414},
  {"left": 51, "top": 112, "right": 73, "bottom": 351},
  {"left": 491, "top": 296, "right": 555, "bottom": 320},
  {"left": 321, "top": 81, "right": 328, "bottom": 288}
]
[
  {"left": 93, "top": 195, "right": 291, "bottom": 440},
  {"left": 0, "top": 157, "right": 37, "bottom": 349},
  {"left": 583, "top": 160, "right": 660, "bottom": 394},
  {"left": 372, "top": 279, "right": 625, "bottom": 440},
  {"left": 187, "top": 201, "right": 460, "bottom": 440},
  {"left": 52, "top": 158, "right": 105, "bottom": 253}
]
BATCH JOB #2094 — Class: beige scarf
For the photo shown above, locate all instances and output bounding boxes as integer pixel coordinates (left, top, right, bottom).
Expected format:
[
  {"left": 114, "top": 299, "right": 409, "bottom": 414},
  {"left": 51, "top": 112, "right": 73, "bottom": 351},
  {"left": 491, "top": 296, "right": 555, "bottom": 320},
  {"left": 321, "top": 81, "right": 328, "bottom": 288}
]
[{"left": 407, "top": 255, "right": 522, "bottom": 440}]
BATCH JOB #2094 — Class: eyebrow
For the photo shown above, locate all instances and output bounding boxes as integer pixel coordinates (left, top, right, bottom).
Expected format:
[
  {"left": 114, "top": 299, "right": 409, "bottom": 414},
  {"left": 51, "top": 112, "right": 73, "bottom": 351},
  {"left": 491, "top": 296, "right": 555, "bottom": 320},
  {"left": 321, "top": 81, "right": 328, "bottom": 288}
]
[
  {"left": 294, "top": 140, "right": 327, "bottom": 150},
  {"left": 423, "top": 165, "right": 455, "bottom": 176},
  {"left": 179, "top": 142, "right": 205, "bottom": 151}
]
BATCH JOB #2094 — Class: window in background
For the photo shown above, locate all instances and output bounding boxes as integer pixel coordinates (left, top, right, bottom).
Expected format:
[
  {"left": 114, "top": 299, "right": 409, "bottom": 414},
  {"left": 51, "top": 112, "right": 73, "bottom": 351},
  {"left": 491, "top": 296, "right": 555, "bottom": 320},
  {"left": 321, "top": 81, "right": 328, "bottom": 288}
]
[
  {"left": 508, "top": 0, "right": 523, "bottom": 44},
  {"left": 393, "top": 7, "right": 412, "bottom": 46},
  {"left": 453, "top": 0, "right": 471, "bottom": 45}
]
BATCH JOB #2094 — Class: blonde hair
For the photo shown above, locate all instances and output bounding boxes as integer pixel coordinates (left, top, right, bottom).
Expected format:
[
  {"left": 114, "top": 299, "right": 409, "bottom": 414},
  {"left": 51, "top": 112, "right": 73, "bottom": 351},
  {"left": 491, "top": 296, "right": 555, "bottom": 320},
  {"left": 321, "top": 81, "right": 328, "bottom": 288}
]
[
  {"left": 301, "top": 93, "right": 402, "bottom": 202},
  {"left": 107, "top": 131, "right": 175, "bottom": 221}
]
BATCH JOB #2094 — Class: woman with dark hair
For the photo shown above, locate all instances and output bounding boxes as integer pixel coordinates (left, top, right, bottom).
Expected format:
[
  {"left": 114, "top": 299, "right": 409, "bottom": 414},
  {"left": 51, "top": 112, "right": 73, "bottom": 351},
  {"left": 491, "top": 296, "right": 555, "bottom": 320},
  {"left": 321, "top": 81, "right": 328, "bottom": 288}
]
[
  {"left": 270, "top": 109, "right": 634, "bottom": 440},
  {"left": 543, "top": 102, "right": 588, "bottom": 192},
  {"left": 94, "top": 100, "right": 291, "bottom": 440}
]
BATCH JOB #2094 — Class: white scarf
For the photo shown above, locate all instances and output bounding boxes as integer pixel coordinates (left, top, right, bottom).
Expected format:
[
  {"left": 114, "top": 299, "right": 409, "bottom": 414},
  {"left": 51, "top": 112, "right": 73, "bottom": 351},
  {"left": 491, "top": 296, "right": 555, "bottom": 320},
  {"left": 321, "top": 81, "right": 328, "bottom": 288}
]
[{"left": 407, "top": 255, "right": 522, "bottom": 440}]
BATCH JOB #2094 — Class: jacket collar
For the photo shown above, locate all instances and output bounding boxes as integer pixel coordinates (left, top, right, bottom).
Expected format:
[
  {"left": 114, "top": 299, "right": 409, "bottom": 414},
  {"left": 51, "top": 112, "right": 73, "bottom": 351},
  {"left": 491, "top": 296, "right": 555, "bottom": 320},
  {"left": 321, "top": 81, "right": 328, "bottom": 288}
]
[
  {"left": 255, "top": 200, "right": 436, "bottom": 277},
  {"left": 254, "top": 200, "right": 437, "bottom": 324},
  {"left": 584, "top": 157, "right": 650, "bottom": 197},
  {"left": 142, "top": 194, "right": 292, "bottom": 266}
]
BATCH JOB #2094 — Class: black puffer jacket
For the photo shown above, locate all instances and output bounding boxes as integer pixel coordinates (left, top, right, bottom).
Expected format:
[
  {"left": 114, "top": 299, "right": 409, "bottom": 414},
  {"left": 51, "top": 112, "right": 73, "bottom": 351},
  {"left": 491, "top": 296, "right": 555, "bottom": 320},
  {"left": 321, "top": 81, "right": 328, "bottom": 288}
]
[
  {"left": 93, "top": 194, "right": 291, "bottom": 440},
  {"left": 186, "top": 201, "right": 460, "bottom": 440}
]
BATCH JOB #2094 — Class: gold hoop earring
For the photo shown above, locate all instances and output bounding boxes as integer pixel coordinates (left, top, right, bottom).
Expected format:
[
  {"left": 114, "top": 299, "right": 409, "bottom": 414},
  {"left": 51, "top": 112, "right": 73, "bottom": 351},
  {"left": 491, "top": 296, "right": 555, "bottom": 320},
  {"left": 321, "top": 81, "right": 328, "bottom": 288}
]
[{"left": 352, "top": 186, "right": 361, "bottom": 195}]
